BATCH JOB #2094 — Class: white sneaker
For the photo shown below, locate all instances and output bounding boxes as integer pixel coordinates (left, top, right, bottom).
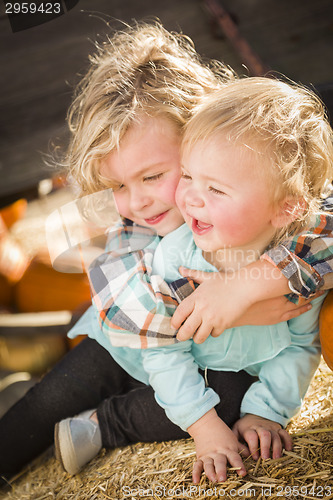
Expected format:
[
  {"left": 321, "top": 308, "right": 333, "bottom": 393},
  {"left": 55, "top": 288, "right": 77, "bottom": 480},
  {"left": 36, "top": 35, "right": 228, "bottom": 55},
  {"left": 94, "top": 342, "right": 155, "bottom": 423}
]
[{"left": 54, "top": 409, "right": 102, "bottom": 475}]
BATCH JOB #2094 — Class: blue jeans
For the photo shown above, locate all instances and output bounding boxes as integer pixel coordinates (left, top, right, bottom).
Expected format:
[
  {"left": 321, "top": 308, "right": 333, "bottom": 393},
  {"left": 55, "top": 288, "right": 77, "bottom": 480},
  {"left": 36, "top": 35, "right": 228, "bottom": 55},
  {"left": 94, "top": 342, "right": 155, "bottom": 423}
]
[{"left": 0, "top": 337, "right": 254, "bottom": 480}]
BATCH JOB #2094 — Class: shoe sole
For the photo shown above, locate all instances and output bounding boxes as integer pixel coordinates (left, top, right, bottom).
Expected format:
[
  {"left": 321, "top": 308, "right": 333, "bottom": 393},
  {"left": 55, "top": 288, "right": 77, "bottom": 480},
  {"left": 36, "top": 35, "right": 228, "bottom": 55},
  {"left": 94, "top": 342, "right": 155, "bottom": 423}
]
[{"left": 54, "top": 420, "right": 80, "bottom": 475}]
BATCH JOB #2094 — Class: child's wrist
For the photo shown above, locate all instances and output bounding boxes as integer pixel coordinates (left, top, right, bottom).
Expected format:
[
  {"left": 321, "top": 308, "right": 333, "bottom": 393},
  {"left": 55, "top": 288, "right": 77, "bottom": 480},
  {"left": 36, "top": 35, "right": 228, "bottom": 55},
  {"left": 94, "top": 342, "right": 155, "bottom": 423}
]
[
  {"left": 187, "top": 408, "right": 219, "bottom": 438},
  {"left": 233, "top": 260, "right": 290, "bottom": 302}
]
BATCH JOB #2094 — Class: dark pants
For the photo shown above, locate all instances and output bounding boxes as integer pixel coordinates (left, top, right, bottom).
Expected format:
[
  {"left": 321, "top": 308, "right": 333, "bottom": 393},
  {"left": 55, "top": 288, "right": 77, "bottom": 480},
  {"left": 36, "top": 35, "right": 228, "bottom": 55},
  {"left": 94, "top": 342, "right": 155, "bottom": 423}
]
[{"left": 0, "top": 337, "right": 254, "bottom": 479}]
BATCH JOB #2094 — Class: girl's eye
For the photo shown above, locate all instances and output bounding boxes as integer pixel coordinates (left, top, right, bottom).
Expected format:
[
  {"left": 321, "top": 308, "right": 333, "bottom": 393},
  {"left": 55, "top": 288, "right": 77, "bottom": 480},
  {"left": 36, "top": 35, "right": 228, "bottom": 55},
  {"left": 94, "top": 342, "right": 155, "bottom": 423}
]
[
  {"left": 144, "top": 173, "right": 164, "bottom": 182},
  {"left": 209, "top": 186, "right": 225, "bottom": 196},
  {"left": 112, "top": 183, "right": 125, "bottom": 192}
]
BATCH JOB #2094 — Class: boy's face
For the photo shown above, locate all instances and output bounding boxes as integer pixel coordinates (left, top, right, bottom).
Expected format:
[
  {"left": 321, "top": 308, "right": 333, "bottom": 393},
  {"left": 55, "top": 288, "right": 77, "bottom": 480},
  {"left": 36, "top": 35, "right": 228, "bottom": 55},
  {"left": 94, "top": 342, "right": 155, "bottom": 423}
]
[
  {"left": 100, "top": 116, "right": 184, "bottom": 236},
  {"left": 176, "top": 137, "right": 279, "bottom": 255}
]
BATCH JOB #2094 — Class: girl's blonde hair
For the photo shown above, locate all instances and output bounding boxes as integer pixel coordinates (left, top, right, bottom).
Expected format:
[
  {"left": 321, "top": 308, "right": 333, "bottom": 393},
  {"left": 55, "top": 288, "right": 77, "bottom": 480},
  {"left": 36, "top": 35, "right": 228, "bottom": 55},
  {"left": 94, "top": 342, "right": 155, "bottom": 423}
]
[
  {"left": 65, "top": 21, "right": 235, "bottom": 194},
  {"left": 183, "top": 76, "right": 333, "bottom": 242}
]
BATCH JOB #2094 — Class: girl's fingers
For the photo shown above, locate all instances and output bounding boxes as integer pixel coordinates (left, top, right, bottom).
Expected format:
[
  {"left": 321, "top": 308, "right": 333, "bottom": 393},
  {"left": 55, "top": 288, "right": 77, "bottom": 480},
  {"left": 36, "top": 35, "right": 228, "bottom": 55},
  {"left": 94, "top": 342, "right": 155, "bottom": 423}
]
[
  {"left": 179, "top": 266, "right": 213, "bottom": 284},
  {"left": 211, "top": 327, "right": 224, "bottom": 337},
  {"left": 192, "top": 322, "right": 213, "bottom": 344},
  {"left": 176, "top": 314, "right": 202, "bottom": 341},
  {"left": 171, "top": 297, "right": 194, "bottom": 330},
  {"left": 281, "top": 303, "right": 311, "bottom": 321}
]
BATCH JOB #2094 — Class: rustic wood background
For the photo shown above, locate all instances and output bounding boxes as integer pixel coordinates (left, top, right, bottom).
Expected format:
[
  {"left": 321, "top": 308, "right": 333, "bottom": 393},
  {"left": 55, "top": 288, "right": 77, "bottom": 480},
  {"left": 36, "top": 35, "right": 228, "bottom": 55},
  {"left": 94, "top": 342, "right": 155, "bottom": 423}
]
[{"left": 0, "top": 0, "right": 332, "bottom": 206}]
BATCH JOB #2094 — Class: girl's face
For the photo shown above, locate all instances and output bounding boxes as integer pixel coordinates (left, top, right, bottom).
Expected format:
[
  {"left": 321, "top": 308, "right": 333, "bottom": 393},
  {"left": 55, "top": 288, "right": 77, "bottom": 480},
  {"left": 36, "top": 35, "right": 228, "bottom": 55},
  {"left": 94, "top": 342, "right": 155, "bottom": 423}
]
[
  {"left": 176, "top": 137, "right": 279, "bottom": 257},
  {"left": 100, "top": 115, "right": 184, "bottom": 236}
]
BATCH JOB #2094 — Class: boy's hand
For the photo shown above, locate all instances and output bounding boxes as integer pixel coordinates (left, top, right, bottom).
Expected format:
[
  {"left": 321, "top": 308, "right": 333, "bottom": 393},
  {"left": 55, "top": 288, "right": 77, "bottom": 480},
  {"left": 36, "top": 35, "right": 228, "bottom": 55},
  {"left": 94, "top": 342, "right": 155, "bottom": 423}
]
[
  {"left": 232, "top": 414, "right": 293, "bottom": 461},
  {"left": 172, "top": 266, "right": 312, "bottom": 343},
  {"left": 188, "top": 409, "right": 248, "bottom": 483}
]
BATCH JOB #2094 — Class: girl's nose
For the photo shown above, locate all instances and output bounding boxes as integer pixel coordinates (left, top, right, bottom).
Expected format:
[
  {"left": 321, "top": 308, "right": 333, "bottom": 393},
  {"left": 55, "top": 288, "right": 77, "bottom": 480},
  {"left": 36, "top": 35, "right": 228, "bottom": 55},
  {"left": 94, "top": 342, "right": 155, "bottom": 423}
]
[{"left": 129, "top": 187, "right": 153, "bottom": 212}]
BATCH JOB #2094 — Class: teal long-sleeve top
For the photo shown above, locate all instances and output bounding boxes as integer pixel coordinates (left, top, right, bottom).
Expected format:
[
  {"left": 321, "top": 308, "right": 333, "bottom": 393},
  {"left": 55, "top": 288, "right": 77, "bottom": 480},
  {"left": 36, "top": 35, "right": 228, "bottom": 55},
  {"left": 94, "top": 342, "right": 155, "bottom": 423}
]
[{"left": 68, "top": 224, "right": 323, "bottom": 430}]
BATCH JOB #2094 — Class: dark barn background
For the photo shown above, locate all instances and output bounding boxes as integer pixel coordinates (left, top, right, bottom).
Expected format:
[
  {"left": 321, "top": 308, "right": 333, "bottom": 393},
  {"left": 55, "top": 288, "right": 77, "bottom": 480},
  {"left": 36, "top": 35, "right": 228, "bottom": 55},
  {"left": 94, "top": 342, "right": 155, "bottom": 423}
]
[{"left": 0, "top": 0, "right": 333, "bottom": 206}]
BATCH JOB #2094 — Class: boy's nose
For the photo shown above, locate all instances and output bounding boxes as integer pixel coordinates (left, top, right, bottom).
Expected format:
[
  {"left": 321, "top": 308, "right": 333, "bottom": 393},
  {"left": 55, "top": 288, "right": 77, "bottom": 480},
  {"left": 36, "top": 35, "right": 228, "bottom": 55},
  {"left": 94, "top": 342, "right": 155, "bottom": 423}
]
[{"left": 185, "top": 188, "right": 204, "bottom": 208}]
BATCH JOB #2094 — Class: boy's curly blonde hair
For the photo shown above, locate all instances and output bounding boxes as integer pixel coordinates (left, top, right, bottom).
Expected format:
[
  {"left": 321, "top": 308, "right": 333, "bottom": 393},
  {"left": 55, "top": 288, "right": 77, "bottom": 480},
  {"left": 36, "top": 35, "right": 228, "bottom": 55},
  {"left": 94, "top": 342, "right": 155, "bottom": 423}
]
[
  {"left": 65, "top": 21, "right": 235, "bottom": 194},
  {"left": 182, "top": 76, "right": 333, "bottom": 243}
]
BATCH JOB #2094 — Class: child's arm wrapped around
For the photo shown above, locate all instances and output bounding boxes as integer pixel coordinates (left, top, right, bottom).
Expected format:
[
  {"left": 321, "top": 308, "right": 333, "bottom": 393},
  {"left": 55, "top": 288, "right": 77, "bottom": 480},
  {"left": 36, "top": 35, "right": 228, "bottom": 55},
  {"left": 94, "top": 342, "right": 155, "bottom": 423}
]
[{"left": 172, "top": 213, "right": 333, "bottom": 343}]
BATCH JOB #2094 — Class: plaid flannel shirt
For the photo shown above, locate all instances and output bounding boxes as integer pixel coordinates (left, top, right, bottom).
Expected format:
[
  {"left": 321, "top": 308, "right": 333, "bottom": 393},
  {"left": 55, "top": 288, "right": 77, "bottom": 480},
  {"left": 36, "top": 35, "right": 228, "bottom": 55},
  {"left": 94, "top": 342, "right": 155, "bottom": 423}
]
[
  {"left": 88, "top": 219, "right": 195, "bottom": 348},
  {"left": 263, "top": 213, "right": 333, "bottom": 301}
]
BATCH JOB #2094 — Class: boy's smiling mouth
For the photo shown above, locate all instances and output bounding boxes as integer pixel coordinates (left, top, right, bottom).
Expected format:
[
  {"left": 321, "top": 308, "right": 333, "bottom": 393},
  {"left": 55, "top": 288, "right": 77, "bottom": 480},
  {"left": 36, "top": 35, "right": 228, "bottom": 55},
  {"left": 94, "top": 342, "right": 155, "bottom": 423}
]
[{"left": 191, "top": 218, "right": 213, "bottom": 235}]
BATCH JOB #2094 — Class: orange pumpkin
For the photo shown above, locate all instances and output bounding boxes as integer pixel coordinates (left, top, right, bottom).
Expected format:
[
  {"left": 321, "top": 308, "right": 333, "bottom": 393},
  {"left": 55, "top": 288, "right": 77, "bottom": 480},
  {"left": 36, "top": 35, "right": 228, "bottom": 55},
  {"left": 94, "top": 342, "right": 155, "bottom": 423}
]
[
  {"left": 0, "top": 208, "right": 30, "bottom": 284},
  {"left": 14, "top": 258, "right": 91, "bottom": 313},
  {"left": 0, "top": 199, "right": 27, "bottom": 229},
  {"left": 319, "top": 290, "right": 333, "bottom": 371},
  {"left": 0, "top": 234, "right": 30, "bottom": 284}
]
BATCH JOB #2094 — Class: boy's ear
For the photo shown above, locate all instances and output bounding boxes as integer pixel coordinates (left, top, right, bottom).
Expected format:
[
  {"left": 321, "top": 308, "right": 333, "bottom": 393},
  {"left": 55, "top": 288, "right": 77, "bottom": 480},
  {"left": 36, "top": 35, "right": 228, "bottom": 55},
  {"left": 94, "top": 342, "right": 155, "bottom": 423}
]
[{"left": 271, "top": 197, "right": 307, "bottom": 228}]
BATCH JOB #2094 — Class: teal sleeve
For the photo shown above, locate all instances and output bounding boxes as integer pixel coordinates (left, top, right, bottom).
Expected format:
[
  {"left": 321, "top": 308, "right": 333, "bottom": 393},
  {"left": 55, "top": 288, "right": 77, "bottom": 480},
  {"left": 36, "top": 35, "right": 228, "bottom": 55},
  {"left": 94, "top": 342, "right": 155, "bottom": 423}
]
[
  {"left": 142, "top": 341, "right": 220, "bottom": 431},
  {"left": 240, "top": 294, "right": 324, "bottom": 426},
  {"left": 67, "top": 305, "right": 101, "bottom": 339}
]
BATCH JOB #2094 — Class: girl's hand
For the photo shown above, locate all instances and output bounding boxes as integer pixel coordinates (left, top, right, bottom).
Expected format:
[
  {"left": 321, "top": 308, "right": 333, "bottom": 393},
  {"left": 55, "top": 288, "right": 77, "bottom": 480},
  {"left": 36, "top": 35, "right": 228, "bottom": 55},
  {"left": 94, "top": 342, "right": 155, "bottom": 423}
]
[
  {"left": 236, "top": 295, "right": 313, "bottom": 326},
  {"left": 232, "top": 414, "right": 293, "bottom": 461},
  {"left": 172, "top": 266, "right": 313, "bottom": 344}
]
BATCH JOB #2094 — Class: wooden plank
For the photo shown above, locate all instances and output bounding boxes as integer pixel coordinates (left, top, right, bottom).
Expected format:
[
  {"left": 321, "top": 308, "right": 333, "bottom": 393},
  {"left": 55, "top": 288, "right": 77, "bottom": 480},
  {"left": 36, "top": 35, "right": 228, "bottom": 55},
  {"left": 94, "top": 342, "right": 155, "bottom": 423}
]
[
  {"left": 0, "top": 310, "right": 75, "bottom": 336},
  {"left": 0, "top": 310, "right": 72, "bottom": 327}
]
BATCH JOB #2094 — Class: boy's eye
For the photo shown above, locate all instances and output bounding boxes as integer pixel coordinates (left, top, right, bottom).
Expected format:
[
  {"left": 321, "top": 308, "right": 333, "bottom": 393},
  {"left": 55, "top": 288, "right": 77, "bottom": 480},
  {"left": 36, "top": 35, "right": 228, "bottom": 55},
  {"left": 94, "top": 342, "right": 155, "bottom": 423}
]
[
  {"left": 209, "top": 186, "right": 225, "bottom": 196},
  {"left": 144, "top": 173, "right": 164, "bottom": 182},
  {"left": 181, "top": 172, "right": 192, "bottom": 180}
]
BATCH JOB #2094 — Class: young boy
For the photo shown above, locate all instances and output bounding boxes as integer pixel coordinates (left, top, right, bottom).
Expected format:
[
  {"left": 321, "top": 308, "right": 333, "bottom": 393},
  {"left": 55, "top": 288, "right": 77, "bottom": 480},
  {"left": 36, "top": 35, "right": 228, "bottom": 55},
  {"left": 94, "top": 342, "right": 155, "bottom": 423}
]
[
  {"left": 61, "top": 76, "right": 332, "bottom": 483},
  {"left": 164, "top": 77, "right": 332, "bottom": 481}
]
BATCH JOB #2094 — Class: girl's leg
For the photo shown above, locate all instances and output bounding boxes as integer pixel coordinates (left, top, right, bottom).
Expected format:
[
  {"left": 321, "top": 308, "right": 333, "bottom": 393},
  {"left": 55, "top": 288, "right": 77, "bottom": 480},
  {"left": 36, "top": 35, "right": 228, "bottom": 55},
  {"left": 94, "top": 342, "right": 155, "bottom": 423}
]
[
  {"left": 0, "top": 337, "right": 137, "bottom": 478},
  {"left": 97, "top": 369, "right": 255, "bottom": 448}
]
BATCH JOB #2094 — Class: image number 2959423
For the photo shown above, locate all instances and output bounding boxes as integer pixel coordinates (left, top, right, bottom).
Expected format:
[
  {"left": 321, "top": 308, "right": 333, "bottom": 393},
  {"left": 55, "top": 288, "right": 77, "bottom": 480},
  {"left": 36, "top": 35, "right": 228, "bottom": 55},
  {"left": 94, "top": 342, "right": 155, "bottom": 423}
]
[{"left": 3, "top": 0, "right": 80, "bottom": 32}]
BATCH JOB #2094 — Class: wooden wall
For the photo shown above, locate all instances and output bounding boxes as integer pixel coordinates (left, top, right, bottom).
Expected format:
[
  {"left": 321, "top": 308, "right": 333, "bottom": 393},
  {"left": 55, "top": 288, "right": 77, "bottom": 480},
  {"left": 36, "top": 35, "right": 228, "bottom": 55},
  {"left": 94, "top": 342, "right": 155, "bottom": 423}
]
[{"left": 0, "top": 0, "right": 332, "bottom": 204}]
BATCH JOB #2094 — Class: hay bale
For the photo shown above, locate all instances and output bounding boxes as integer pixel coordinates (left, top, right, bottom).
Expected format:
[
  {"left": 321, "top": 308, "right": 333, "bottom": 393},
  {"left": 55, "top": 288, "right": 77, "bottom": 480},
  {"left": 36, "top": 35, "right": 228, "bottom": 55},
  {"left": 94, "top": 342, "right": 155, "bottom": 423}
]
[{"left": 1, "top": 359, "right": 333, "bottom": 500}]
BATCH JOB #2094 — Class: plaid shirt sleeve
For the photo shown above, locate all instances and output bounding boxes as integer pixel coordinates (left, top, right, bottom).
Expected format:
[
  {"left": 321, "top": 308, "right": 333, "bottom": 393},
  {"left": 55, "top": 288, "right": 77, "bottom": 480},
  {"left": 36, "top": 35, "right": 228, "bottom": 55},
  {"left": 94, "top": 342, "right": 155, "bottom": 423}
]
[
  {"left": 88, "top": 219, "right": 195, "bottom": 349},
  {"left": 261, "top": 213, "right": 333, "bottom": 301}
]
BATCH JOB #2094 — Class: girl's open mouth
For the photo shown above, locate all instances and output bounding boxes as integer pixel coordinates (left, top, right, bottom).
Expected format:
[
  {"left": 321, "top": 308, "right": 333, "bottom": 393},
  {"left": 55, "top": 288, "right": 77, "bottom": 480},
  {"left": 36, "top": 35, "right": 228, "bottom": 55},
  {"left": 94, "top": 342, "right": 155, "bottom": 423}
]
[
  {"left": 192, "top": 218, "right": 213, "bottom": 235},
  {"left": 144, "top": 211, "right": 168, "bottom": 225}
]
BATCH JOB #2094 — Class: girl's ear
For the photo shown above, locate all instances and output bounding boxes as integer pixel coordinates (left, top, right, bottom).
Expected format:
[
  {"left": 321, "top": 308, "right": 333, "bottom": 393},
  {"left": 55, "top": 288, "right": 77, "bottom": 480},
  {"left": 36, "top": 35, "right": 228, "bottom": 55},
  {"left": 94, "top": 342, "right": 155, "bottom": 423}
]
[{"left": 271, "top": 197, "right": 307, "bottom": 228}]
